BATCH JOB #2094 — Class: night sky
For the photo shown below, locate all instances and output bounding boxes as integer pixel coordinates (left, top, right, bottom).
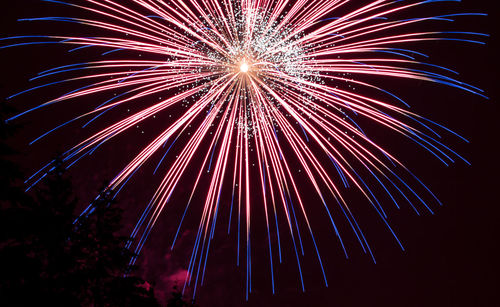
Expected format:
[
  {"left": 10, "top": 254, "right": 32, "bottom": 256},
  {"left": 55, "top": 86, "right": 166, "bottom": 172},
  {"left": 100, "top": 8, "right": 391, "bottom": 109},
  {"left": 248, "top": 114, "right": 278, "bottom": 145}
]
[{"left": 1, "top": 0, "right": 499, "bottom": 306}]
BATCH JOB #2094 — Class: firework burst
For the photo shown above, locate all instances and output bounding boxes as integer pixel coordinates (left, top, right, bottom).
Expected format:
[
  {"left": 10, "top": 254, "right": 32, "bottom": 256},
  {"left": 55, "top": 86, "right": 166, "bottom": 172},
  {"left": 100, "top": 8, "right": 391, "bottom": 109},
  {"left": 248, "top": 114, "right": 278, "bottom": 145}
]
[{"left": 3, "top": 0, "right": 487, "bottom": 299}]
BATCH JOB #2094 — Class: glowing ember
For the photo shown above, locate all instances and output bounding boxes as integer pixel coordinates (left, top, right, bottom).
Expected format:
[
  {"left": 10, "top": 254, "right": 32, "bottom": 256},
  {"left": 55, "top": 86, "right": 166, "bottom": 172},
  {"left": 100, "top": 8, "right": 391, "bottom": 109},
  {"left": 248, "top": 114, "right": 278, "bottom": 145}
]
[{"left": 240, "top": 62, "right": 249, "bottom": 73}]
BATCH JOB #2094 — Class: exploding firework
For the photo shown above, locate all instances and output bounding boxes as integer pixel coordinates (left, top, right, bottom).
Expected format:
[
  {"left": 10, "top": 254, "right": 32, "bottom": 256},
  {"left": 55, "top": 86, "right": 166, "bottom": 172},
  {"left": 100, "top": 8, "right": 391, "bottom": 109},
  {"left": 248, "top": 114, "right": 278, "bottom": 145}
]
[{"left": 3, "top": 0, "right": 487, "bottom": 299}]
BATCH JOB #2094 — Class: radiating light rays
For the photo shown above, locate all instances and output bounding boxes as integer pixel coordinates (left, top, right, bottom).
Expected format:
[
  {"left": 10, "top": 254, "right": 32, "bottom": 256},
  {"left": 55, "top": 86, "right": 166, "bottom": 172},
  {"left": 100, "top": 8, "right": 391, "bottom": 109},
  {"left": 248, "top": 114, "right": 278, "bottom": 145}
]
[{"left": 4, "top": 0, "right": 486, "bottom": 300}]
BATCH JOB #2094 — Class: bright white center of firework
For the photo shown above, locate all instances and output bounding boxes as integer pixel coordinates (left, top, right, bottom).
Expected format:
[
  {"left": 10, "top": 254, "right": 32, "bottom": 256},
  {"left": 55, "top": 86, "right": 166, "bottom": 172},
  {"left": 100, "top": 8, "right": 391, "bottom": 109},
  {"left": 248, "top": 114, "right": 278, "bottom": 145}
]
[{"left": 240, "top": 63, "right": 249, "bottom": 73}]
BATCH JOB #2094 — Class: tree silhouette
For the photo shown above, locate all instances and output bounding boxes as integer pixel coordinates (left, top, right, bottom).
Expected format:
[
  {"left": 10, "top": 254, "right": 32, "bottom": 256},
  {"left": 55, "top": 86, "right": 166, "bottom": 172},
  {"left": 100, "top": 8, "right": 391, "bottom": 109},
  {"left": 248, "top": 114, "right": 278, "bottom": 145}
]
[
  {"left": 166, "top": 286, "right": 198, "bottom": 307},
  {"left": 71, "top": 187, "right": 160, "bottom": 306},
  {"left": 1, "top": 105, "right": 161, "bottom": 306},
  {"left": 0, "top": 107, "right": 69, "bottom": 306},
  {"left": 0, "top": 160, "right": 162, "bottom": 306},
  {"left": 1, "top": 106, "right": 194, "bottom": 306}
]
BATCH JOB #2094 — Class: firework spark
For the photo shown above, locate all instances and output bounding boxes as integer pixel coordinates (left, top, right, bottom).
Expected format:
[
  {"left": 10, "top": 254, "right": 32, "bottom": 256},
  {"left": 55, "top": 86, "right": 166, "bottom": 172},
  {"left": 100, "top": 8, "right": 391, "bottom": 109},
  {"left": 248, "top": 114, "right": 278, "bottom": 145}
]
[{"left": 3, "top": 0, "right": 486, "bottom": 299}]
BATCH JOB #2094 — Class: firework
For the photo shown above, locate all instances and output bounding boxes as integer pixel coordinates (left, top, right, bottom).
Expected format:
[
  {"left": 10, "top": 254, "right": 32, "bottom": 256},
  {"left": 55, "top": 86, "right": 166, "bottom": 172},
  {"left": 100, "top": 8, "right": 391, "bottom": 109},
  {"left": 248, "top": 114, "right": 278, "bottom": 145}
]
[{"left": 3, "top": 0, "right": 486, "bottom": 299}]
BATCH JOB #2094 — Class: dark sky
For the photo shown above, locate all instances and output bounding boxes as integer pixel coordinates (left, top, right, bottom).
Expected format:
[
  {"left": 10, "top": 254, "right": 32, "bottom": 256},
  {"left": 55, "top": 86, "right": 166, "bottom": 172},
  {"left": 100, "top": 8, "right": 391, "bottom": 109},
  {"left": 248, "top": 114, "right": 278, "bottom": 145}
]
[{"left": 1, "top": 0, "right": 499, "bottom": 306}]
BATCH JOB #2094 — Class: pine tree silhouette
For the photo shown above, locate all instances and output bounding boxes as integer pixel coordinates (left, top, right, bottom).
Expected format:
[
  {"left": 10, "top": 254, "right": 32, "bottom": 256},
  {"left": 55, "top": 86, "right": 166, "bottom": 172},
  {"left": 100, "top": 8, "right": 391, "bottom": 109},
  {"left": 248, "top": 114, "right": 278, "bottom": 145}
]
[
  {"left": 1, "top": 105, "right": 193, "bottom": 306},
  {"left": 166, "top": 286, "right": 199, "bottom": 307},
  {"left": 72, "top": 187, "right": 160, "bottom": 306},
  {"left": 1, "top": 106, "right": 161, "bottom": 306},
  {"left": 0, "top": 154, "right": 80, "bottom": 306}
]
